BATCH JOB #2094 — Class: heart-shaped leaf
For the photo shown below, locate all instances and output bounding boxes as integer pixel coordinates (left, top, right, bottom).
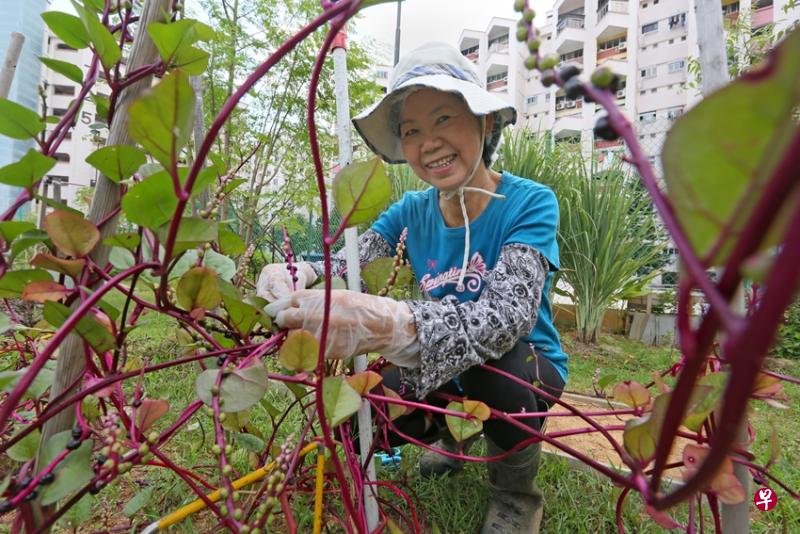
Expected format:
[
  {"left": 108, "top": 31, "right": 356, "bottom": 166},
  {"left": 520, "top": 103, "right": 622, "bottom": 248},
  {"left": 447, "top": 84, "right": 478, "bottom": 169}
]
[
  {"left": 0, "top": 269, "right": 53, "bottom": 298},
  {"left": 381, "top": 386, "right": 410, "bottom": 420},
  {"left": 0, "top": 221, "right": 35, "bottom": 242},
  {"left": 278, "top": 330, "right": 319, "bottom": 372},
  {"left": 86, "top": 145, "right": 146, "bottom": 183},
  {"left": 0, "top": 149, "right": 55, "bottom": 188},
  {"left": 445, "top": 400, "right": 490, "bottom": 442},
  {"left": 683, "top": 372, "right": 727, "bottom": 431},
  {"left": 103, "top": 232, "right": 140, "bottom": 252},
  {"left": 147, "top": 19, "right": 214, "bottom": 75},
  {"left": 22, "top": 281, "right": 67, "bottom": 303},
  {"left": 30, "top": 253, "right": 86, "bottom": 278},
  {"left": 0, "top": 100, "right": 45, "bottom": 140},
  {"left": 156, "top": 217, "right": 217, "bottom": 256},
  {"left": 128, "top": 69, "right": 194, "bottom": 168},
  {"left": 234, "top": 433, "right": 265, "bottom": 453},
  {"left": 39, "top": 430, "right": 94, "bottom": 506},
  {"left": 218, "top": 225, "right": 246, "bottom": 257},
  {"left": 346, "top": 371, "right": 383, "bottom": 395},
  {"left": 682, "top": 444, "right": 746, "bottom": 505},
  {"left": 44, "top": 301, "right": 116, "bottom": 353},
  {"left": 39, "top": 57, "right": 83, "bottom": 84},
  {"left": 223, "top": 294, "right": 268, "bottom": 337},
  {"left": 7, "top": 429, "right": 40, "bottom": 462},
  {"left": 71, "top": 1, "right": 121, "bottom": 69},
  {"left": 332, "top": 157, "right": 392, "bottom": 227},
  {"left": 123, "top": 487, "right": 152, "bottom": 517},
  {"left": 41, "top": 11, "right": 90, "bottom": 49},
  {"left": 177, "top": 267, "right": 221, "bottom": 311},
  {"left": 662, "top": 30, "right": 800, "bottom": 265},
  {"left": 622, "top": 393, "right": 669, "bottom": 462},
  {"left": 43, "top": 210, "right": 100, "bottom": 258},
  {"left": 121, "top": 171, "right": 177, "bottom": 229},
  {"left": 612, "top": 380, "right": 651, "bottom": 408},
  {"left": 362, "top": 257, "right": 413, "bottom": 295},
  {"left": 195, "top": 363, "right": 269, "bottom": 413},
  {"left": 323, "top": 375, "right": 363, "bottom": 428},
  {"left": 136, "top": 399, "right": 169, "bottom": 433}
]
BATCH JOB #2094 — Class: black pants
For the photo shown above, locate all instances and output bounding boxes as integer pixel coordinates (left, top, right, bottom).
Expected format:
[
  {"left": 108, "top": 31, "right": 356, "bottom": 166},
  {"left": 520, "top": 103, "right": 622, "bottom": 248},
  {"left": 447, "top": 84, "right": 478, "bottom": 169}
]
[{"left": 382, "top": 340, "right": 565, "bottom": 451}]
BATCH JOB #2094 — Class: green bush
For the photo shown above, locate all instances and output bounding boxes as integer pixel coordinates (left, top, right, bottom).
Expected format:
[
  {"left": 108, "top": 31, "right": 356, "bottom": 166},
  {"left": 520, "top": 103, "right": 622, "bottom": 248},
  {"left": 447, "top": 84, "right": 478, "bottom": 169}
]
[{"left": 774, "top": 298, "right": 800, "bottom": 358}]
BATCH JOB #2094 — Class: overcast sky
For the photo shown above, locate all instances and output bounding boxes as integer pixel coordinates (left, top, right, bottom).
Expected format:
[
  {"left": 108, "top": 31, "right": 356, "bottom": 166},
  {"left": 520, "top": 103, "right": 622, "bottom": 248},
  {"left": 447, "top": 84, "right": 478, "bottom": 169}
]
[{"left": 50, "top": 0, "right": 552, "bottom": 63}]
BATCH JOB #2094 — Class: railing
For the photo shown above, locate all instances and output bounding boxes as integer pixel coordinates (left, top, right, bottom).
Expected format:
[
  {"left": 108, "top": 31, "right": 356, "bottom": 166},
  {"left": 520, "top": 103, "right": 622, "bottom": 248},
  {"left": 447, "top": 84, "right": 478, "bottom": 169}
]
[
  {"left": 557, "top": 17, "right": 585, "bottom": 35},
  {"left": 598, "top": 1, "right": 629, "bottom": 21},
  {"left": 487, "top": 78, "right": 508, "bottom": 91},
  {"left": 753, "top": 4, "right": 774, "bottom": 28},
  {"left": 464, "top": 51, "right": 479, "bottom": 62},
  {"left": 488, "top": 40, "right": 509, "bottom": 54},
  {"left": 597, "top": 46, "right": 627, "bottom": 62}
]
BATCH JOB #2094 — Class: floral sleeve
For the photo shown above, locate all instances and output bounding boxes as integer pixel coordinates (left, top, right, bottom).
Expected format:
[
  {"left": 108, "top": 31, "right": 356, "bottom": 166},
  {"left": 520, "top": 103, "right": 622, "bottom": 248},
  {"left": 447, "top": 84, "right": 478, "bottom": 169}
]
[
  {"left": 308, "top": 229, "right": 394, "bottom": 280},
  {"left": 400, "top": 243, "right": 549, "bottom": 398}
]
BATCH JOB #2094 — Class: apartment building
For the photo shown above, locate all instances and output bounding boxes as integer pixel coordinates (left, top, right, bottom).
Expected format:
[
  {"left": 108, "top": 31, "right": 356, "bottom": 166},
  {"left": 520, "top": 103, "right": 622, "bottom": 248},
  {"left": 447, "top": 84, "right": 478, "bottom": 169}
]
[
  {"left": 39, "top": 29, "right": 110, "bottom": 210},
  {"left": 457, "top": 0, "right": 798, "bottom": 165}
]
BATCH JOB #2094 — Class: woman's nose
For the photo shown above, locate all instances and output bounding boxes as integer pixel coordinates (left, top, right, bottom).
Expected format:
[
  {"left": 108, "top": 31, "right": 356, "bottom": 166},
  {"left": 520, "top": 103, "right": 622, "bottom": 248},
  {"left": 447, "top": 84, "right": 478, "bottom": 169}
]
[{"left": 420, "top": 133, "right": 442, "bottom": 153}]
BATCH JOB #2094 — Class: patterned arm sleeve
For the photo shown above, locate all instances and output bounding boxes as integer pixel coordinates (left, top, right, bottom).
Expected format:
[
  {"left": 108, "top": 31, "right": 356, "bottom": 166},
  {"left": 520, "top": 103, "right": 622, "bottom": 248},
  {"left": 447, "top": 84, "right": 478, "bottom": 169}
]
[
  {"left": 400, "top": 243, "right": 549, "bottom": 398},
  {"left": 308, "top": 229, "right": 394, "bottom": 280}
]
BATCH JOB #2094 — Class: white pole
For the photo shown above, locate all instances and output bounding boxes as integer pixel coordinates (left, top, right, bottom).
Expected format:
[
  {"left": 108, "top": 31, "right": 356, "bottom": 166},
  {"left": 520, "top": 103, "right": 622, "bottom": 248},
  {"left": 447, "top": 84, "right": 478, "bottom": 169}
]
[
  {"left": 331, "top": 29, "right": 380, "bottom": 532},
  {"left": 0, "top": 32, "right": 25, "bottom": 99},
  {"left": 694, "top": 1, "right": 749, "bottom": 532}
]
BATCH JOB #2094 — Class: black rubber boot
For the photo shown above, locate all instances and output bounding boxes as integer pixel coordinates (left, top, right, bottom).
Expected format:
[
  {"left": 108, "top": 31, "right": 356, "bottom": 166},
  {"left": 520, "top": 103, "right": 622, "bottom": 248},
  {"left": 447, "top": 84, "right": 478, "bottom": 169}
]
[
  {"left": 418, "top": 432, "right": 480, "bottom": 478},
  {"left": 480, "top": 437, "right": 543, "bottom": 533}
]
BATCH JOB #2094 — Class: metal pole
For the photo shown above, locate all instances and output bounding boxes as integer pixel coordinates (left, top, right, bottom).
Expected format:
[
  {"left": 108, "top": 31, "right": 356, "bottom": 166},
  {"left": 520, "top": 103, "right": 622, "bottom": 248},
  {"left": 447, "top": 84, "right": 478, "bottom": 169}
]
[
  {"left": 331, "top": 29, "right": 380, "bottom": 532},
  {"left": 394, "top": 0, "right": 402, "bottom": 65},
  {"left": 0, "top": 32, "right": 24, "bottom": 99},
  {"left": 694, "top": 1, "right": 750, "bottom": 532}
]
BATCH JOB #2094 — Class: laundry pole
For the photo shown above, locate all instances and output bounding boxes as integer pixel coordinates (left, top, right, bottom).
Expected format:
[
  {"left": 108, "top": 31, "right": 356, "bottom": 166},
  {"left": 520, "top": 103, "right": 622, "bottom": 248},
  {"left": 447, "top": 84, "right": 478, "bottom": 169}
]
[{"left": 331, "top": 28, "right": 380, "bottom": 532}]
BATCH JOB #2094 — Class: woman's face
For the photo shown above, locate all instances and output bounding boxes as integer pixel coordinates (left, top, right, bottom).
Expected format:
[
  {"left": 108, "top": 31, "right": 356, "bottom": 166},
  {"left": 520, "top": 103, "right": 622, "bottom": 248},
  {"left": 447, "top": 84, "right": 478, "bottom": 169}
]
[{"left": 398, "top": 88, "right": 492, "bottom": 192}]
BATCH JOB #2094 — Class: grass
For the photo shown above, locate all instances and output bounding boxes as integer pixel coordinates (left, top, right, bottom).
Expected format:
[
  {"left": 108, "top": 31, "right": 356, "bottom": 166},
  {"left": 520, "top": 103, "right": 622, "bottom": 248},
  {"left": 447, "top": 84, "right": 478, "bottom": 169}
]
[{"left": 7, "top": 295, "right": 797, "bottom": 533}]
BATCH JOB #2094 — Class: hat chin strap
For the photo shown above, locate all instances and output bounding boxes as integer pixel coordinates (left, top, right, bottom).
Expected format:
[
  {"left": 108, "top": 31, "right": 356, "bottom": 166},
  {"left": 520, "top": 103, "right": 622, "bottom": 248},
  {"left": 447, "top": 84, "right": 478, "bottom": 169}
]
[{"left": 439, "top": 117, "right": 505, "bottom": 292}]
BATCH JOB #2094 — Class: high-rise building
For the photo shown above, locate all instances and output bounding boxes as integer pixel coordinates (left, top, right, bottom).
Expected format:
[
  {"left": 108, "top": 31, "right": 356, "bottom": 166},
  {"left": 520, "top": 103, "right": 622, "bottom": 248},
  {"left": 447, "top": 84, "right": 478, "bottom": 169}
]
[
  {"left": 457, "top": 0, "right": 798, "bottom": 165},
  {"left": 0, "top": 0, "right": 48, "bottom": 215}
]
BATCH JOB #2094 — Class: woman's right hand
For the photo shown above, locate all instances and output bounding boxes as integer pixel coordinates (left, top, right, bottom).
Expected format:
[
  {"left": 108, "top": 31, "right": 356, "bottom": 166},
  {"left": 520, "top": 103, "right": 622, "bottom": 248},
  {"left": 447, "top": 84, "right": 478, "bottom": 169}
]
[{"left": 256, "top": 262, "right": 317, "bottom": 302}]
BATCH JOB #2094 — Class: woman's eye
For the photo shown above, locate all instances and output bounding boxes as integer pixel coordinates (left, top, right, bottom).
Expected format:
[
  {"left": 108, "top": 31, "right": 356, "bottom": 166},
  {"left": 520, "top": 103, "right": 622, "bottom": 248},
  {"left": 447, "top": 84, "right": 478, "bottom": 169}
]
[
  {"left": 436, "top": 115, "right": 451, "bottom": 125},
  {"left": 401, "top": 128, "right": 417, "bottom": 138}
]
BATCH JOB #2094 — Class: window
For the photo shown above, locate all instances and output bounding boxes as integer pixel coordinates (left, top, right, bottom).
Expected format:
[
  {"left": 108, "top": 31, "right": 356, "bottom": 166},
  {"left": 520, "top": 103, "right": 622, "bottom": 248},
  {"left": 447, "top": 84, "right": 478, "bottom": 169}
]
[
  {"left": 527, "top": 95, "right": 538, "bottom": 105},
  {"left": 666, "top": 107, "right": 684, "bottom": 121},
  {"left": 640, "top": 66, "right": 657, "bottom": 78},
  {"left": 598, "top": 37, "right": 626, "bottom": 51},
  {"left": 461, "top": 45, "right": 479, "bottom": 56},
  {"left": 53, "top": 108, "right": 68, "bottom": 117},
  {"left": 54, "top": 153, "right": 70, "bottom": 163},
  {"left": 651, "top": 88, "right": 657, "bottom": 93},
  {"left": 668, "top": 59, "right": 685, "bottom": 73},
  {"left": 668, "top": 13, "right": 687, "bottom": 29},
  {"left": 545, "top": 93, "right": 551, "bottom": 102},
  {"left": 53, "top": 85, "right": 75, "bottom": 96},
  {"left": 487, "top": 72, "right": 508, "bottom": 84},
  {"left": 375, "top": 70, "right": 388, "bottom": 79},
  {"left": 643, "top": 3, "right": 648, "bottom": 7},
  {"left": 669, "top": 39, "right": 675, "bottom": 44},
  {"left": 56, "top": 43, "right": 76, "bottom": 51},
  {"left": 642, "top": 22, "right": 658, "bottom": 34},
  {"left": 639, "top": 111, "right": 657, "bottom": 123}
]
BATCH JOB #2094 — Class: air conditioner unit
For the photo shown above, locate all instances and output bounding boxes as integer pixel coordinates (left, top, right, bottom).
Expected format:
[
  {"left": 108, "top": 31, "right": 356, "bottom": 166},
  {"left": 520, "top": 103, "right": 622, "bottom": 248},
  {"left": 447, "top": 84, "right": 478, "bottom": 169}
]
[
  {"left": 616, "top": 89, "right": 626, "bottom": 98},
  {"left": 554, "top": 102, "right": 564, "bottom": 110},
  {"left": 565, "top": 101, "right": 576, "bottom": 108},
  {"left": 618, "top": 42, "right": 627, "bottom": 52}
]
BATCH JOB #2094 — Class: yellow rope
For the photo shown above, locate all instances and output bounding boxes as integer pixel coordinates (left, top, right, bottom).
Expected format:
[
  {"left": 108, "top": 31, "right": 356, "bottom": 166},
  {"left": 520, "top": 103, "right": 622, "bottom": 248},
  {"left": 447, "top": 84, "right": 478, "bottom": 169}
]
[
  {"left": 313, "top": 442, "right": 326, "bottom": 534},
  {"left": 151, "top": 442, "right": 318, "bottom": 531}
]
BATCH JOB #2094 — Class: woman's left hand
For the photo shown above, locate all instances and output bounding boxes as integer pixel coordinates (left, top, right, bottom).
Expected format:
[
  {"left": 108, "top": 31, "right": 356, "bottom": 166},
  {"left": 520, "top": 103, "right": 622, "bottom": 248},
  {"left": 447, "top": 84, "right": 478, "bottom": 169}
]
[{"left": 265, "top": 289, "right": 416, "bottom": 359}]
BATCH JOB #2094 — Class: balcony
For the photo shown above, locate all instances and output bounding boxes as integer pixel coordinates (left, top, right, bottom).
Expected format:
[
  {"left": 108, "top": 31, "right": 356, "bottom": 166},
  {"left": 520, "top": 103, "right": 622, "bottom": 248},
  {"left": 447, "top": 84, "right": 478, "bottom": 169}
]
[
  {"left": 553, "top": 113, "right": 583, "bottom": 140},
  {"left": 753, "top": 4, "right": 774, "bottom": 29},
  {"left": 596, "top": 2, "right": 629, "bottom": 41},
  {"left": 555, "top": 98, "right": 582, "bottom": 118},
  {"left": 488, "top": 38, "right": 509, "bottom": 55},
  {"left": 555, "top": 16, "right": 586, "bottom": 54}
]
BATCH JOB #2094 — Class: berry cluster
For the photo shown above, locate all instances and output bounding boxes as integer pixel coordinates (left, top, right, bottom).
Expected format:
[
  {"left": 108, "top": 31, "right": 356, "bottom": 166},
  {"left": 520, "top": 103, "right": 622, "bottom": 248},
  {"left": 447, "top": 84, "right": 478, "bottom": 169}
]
[{"left": 378, "top": 228, "right": 409, "bottom": 297}]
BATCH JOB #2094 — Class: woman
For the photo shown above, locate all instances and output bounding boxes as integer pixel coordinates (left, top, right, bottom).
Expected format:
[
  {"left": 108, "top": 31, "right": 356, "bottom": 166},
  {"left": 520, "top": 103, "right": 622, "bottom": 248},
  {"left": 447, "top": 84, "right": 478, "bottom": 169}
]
[{"left": 260, "top": 42, "right": 568, "bottom": 533}]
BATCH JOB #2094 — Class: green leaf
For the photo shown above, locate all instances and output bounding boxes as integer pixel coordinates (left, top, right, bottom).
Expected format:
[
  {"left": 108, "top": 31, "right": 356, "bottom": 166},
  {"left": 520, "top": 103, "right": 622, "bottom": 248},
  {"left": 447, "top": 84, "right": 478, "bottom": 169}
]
[
  {"left": 7, "top": 429, "right": 40, "bottom": 462},
  {"left": 234, "top": 433, "right": 265, "bottom": 453},
  {"left": 72, "top": 1, "right": 121, "bottom": 70},
  {"left": 362, "top": 257, "right": 412, "bottom": 295},
  {"left": 128, "top": 69, "right": 194, "bottom": 168},
  {"left": 683, "top": 372, "right": 728, "bottom": 431},
  {"left": 39, "top": 57, "right": 83, "bottom": 84},
  {"left": 91, "top": 93, "right": 109, "bottom": 122},
  {"left": 147, "top": 19, "right": 214, "bottom": 76},
  {"left": 41, "top": 12, "right": 90, "bottom": 50},
  {"left": 34, "top": 195, "right": 83, "bottom": 216},
  {"left": 310, "top": 276, "right": 348, "bottom": 290},
  {"left": 39, "top": 430, "right": 94, "bottom": 506},
  {"left": 663, "top": 30, "right": 800, "bottom": 265},
  {"left": 0, "top": 149, "right": 55, "bottom": 188},
  {"left": 221, "top": 177, "right": 247, "bottom": 195},
  {"left": 203, "top": 249, "right": 236, "bottom": 281},
  {"left": 322, "top": 375, "right": 362, "bottom": 428},
  {"left": 195, "top": 363, "right": 269, "bottom": 413},
  {"left": 103, "top": 232, "right": 140, "bottom": 251},
  {"left": 58, "top": 495, "right": 93, "bottom": 531},
  {"left": 44, "top": 301, "right": 116, "bottom": 353},
  {"left": 332, "top": 157, "right": 392, "bottom": 227},
  {"left": 0, "top": 99, "right": 45, "bottom": 139},
  {"left": 623, "top": 393, "right": 669, "bottom": 462},
  {"left": 109, "top": 247, "right": 135, "bottom": 271},
  {"left": 177, "top": 267, "right": 221, "bottom": 311},
  {"left": 445, "top": 400, "right": 491, "bottom": 442},
  {"left": 612, "top": 381, "right": 651, "bottom": 409},
  {"left": 223, "top": 294, "right": 268, "bottom": 337},
  {"left": 597, "top": 373, "right": 618, "bottom": 391},
  {"left": 156, "top": 217, "right": 217, "bottom": 256},
  {"left": 123, "top": 487, "right": 152, "bottom": 517},
  {"left": 31, "top": 253, "right": 86, "bottom": 278},
  {"left": 121, "top": 171, "right": 177, "bottom": 229},
  {"left": 85, "top": 145, "right": 146, "bottom": 183},
  {"left": 0, "top": 269, "right": 52, "bottom": 298},
  {"left": 0, "top": 311, "right": 9, "bottom": 335},
  {"left": 43, "top": 210, "right": 100, "bottom": 258},
  {"left": 0, "top": 364, "right": 55, "bottom": 399},
  {"left": 0, "top": 221, "right": 35, "bottom": 242},
  {"left": 218, "top": 225, "right": 246, "bottom": 257},
  {"left": 278, "top": 330, "right": 319, "bottom": 372}
]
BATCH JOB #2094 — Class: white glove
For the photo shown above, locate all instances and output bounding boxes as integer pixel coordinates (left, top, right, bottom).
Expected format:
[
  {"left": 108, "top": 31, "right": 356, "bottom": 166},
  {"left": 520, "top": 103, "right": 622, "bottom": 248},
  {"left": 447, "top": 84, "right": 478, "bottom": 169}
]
[
  {"left": 265, "top": 289, "right": 420, "bottom": 365},
  {"left": 256, "top": 262, "right": 317, "bottom": 302}
]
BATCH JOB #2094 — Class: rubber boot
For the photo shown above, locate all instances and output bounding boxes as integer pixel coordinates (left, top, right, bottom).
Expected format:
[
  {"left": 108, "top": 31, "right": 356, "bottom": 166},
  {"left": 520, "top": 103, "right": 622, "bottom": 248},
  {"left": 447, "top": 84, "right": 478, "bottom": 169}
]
[
  {"left": 480, "top": 437, "right": 544, "bottom": 534},
  {"left": 419, "top": 432, "right": 479, "bottom": 478}
]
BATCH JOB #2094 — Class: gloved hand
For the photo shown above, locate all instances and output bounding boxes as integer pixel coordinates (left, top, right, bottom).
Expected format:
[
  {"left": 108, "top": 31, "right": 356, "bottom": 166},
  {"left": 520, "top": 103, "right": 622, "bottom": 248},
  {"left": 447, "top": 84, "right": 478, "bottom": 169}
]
[
  {"left": 265, "top": 289, "right": 420, "bottom": 364},
  {"left": 256, "top": 262, "right": 317, "bottom": 302}
]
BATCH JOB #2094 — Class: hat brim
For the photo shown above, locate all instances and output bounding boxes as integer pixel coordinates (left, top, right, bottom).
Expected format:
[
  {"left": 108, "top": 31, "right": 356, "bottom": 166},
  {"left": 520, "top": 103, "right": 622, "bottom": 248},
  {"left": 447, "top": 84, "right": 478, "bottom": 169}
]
[{"left": 353, "top": 75, "right": 517, "bottom": 164}]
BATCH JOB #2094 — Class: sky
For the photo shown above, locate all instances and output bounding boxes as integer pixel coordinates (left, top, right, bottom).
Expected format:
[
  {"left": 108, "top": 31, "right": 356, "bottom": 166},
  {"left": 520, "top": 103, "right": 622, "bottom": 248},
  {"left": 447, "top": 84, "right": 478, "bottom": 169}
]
[{"left": 50, "top": 0, "right": 552, "bottom": 63}]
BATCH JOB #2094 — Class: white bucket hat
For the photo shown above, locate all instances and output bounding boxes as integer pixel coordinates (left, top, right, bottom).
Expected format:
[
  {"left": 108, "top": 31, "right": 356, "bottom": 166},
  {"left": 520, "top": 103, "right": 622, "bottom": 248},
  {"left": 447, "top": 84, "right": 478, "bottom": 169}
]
[{"left": 353, "top": 42, "right": 517, "bottom": 164}]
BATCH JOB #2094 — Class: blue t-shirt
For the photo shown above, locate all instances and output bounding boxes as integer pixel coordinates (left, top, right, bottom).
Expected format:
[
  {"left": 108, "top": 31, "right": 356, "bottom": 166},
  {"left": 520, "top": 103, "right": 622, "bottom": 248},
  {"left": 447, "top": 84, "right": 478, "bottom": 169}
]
[{"left": 372, "top": 171, "right": 568, "bottom": 382}]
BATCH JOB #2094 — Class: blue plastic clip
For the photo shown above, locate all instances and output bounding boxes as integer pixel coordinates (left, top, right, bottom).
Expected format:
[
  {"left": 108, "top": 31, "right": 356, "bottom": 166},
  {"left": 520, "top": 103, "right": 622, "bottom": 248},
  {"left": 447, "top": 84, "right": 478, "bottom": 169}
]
[{"left": 375, "top": 447, "right": 402, "bottom": 470}]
